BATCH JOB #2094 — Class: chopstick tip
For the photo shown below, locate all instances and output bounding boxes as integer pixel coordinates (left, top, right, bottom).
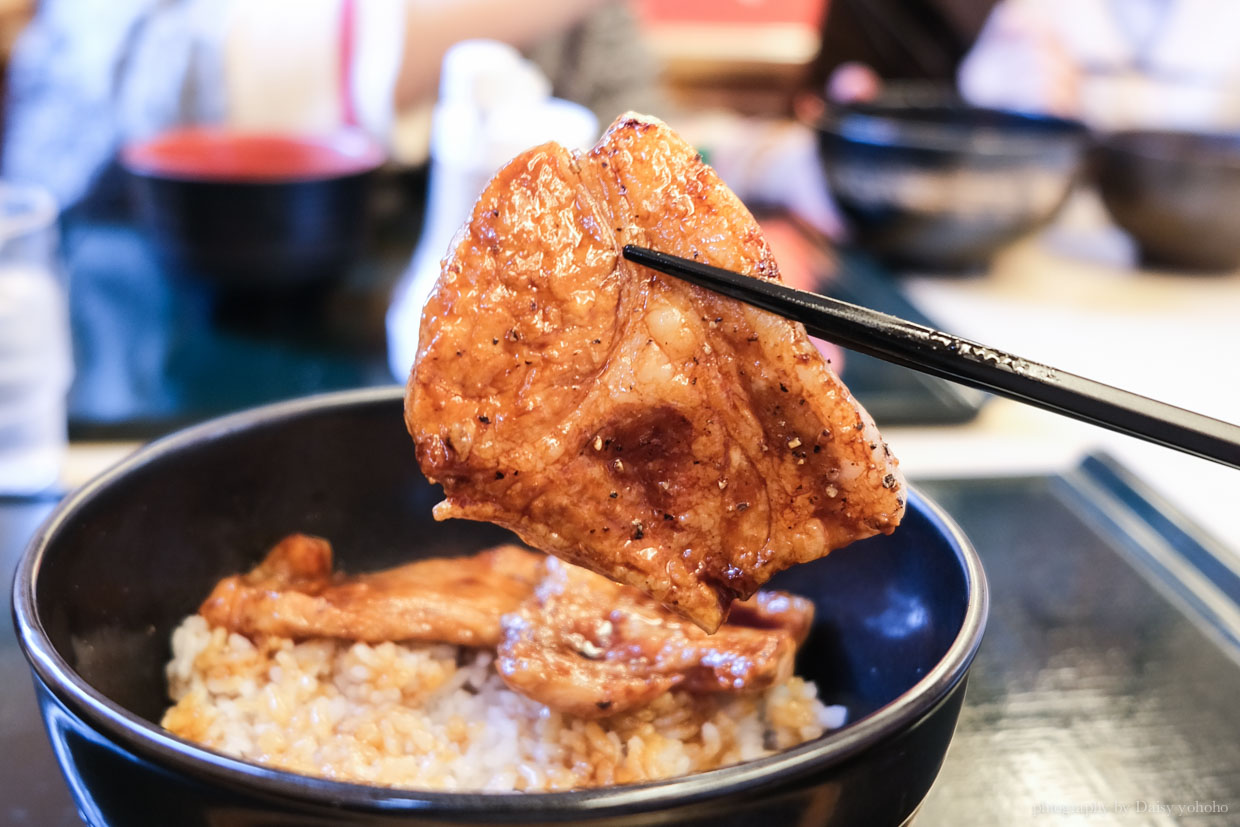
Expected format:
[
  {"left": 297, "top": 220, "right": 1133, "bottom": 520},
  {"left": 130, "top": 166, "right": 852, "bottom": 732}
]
[{"left": 622, "top": 244, "right": 651, "bottom": 264}]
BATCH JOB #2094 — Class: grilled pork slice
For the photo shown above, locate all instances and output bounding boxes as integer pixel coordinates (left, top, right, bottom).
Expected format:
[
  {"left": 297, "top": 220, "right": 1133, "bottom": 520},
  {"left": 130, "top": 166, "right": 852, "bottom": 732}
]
[
  {"left": 497, "top": 556, "right": 815, "bottom": 718},
  {"left": 407, "top": 113, "right": 904, "bottom": 632},
  {"left": 198, "top": 534, "right": 543, "bottom": 647}
]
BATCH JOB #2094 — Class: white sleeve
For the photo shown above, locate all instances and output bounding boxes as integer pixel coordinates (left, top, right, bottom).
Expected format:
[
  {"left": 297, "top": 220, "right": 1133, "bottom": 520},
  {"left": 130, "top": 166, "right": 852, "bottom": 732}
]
[
  {"left": 957, "top": 0, "right": 1081, "bottom": 118},
  {"left": 350, "top": 0, "right": 407, "bottom": 139},
  {"left": 223, "top": 0, "right": 405, "bottom": 141}
]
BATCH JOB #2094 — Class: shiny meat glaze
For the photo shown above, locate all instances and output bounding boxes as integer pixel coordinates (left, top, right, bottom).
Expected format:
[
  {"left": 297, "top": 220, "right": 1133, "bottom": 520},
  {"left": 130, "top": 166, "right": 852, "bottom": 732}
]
[
  {"left": 497, "top": 557, "right": 814, "bottom": 719},
  {"left": 195, "top": 537, "right": 815, "bottom": 718},
  {"left": 407, "top": 113, "right": 905, "bottom": 632},
  {"left": 198, "top": 535, "right": 543, "bottom": 647}
]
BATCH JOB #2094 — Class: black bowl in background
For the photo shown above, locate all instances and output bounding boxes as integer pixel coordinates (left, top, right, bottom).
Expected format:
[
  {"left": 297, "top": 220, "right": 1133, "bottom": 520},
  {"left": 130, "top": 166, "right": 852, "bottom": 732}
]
[
  {"left": 815, "top": 90, "right": 1087, "bottom": 272},
  {"left": 14, "top": 387, "right": 986, "bottom": 826},
  {"left": 1093, "top": 130, "right": 1240, "bottom": 272},
  {"left": 122, "top": 129, "right": 385, "bottom": 290}
]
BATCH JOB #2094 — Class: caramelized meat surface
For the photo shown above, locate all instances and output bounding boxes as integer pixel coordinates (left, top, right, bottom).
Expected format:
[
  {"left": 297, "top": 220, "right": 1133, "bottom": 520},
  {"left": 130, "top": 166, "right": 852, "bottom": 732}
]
[
  {"left": 406, "top": 113, "right": 905, "bottom": 632},
  {"left": 200, "top": 537, "right": 818, "bottom": 717},
  {"left": 199, "top": 534, "right": 543, "bottom": 647},
  {"left": 498, "top": 557, "right": 815, "bottom": 718}
]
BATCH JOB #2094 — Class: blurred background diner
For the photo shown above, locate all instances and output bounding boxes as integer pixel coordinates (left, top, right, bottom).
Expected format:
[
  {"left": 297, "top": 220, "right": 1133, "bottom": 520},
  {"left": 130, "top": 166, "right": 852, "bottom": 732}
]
[
  {"left": 2, "top": 0, "right": 1240, "bottom": 823},
  {"left": 0, "top": 0, "right": 1233, "bottom": 524}
]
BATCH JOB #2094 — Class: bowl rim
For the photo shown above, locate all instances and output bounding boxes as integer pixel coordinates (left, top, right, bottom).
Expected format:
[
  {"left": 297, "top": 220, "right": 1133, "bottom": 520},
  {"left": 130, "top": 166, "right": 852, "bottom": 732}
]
[
  {"left": 13, "top": 386, "right": 989, "bottom": 817},
  {"left": 817, "top": 102, "right": 1088, "bottom": 157},
  {"left": 120, "top": 126, "right": 386, "bottom": 184},
  {"left": 1096, "top": 129, "right": 1240, "bottom": 170}
]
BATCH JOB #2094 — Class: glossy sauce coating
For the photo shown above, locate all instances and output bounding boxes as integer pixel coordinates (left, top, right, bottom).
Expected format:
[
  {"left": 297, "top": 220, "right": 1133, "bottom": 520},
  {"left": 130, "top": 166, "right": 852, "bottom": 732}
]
[
  {"left": 497, "top": 556, "right": 815, "bottom": 718},
  {"left": 199, "top": 534, "right": 544, "bottom": 647},
  {"left": 196, "top": 537, "right": 815, "bottom": 717},
  {"left": 407, "top": 113, "right": 905, "bottom": 632}
]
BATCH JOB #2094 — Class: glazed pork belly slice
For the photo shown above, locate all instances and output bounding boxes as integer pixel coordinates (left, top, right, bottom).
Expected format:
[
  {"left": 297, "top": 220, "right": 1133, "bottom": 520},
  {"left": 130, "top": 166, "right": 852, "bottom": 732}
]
[
  {"left": 199, "top": 534, "right": 543, "bottom": 647},
  {"left": 497, "top": 556, "right": 816, "bottom": 718},
  {"left": 407, "top": 113, "right": 904, "bottom": 632}
]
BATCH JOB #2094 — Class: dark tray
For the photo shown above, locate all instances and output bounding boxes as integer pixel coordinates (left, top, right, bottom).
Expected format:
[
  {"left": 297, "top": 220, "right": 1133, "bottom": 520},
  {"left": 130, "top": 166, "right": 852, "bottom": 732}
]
[
  {"left": 5, "top": 454, "right": 1236, "bottom": 824},
  {"left": 63, "top": 210, "right": 984, "bottom": 441},
  {"left": 63, "top": 219, "right": 403, "bottom": 441},
  {"left": 918, "top": 455, "right": 1240, "bottom": 825}
]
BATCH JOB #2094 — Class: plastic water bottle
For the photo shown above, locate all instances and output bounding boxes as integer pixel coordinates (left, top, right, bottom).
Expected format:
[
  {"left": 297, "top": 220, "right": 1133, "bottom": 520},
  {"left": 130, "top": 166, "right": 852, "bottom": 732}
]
[{"left": 0, "top": 183, "right": 72, "bottom": 494}]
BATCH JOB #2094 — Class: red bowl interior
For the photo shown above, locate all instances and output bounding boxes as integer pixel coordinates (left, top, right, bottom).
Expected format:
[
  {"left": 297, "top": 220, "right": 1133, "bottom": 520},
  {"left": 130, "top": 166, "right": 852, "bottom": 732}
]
[{"left": 121, "top": 128, "right": 386, "bottom": 183}]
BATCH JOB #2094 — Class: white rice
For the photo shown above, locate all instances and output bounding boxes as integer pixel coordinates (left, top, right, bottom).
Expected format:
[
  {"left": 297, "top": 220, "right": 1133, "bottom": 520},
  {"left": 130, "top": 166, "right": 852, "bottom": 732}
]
[{"left": 162, "top": 614, "right": 846, "bottom": 791}]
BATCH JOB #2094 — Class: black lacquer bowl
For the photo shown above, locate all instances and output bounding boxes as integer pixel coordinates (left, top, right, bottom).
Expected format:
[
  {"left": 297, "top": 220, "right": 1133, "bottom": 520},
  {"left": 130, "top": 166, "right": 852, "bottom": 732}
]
[
  {"left": 121, "top": 128, "right": 385, "bottom": 289},
  {"left": 1093, "top": 130, "right": 1240, "bottom": 272},
  {"left": 13, "top": 388, "right": 987, "bottom": 826},
  {"left": 816, "top": 90, "right": 1086, "bottom": 271}
]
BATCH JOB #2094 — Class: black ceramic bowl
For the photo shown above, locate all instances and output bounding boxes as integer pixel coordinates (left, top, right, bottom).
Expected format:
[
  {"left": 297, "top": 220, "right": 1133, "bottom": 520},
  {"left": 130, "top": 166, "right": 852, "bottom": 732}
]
[
  {"left": 816, "top": 92, "right": 1086, "bottom": 271},
  {"left": 1093, "top": 130, "right": 1240, "bottom": 272},
  {"left": 14, "top": 387, "right": 987, "bottom": 826},
  {"left": 122, "top": 128, "right": 385, "bottom": 289}
]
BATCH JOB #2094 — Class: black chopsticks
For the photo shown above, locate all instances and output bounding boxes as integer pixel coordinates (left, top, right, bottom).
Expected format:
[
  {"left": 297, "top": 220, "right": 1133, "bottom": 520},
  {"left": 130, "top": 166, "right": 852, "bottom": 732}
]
[{"left": 623, "top": 245, "right": 1240, "bottom": 472}]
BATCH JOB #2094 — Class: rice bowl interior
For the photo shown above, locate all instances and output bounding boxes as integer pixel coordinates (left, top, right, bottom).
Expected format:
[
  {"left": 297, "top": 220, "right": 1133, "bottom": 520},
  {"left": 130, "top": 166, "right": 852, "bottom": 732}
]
[{"left": 163, "top": 613, "right": 844, "bottom": 791}]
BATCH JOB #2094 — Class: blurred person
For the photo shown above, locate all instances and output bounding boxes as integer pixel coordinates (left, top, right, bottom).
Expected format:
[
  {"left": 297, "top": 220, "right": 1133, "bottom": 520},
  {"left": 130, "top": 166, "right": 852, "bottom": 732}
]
[
  {"left": 959, "top": 0, "right": 1240, "bottom": 131},
  {"left": 803, "top": 0, "right": 998, "bottom": 110},
  {"left": 2, "top": 0, "right": 658, "bottom": 212},
  {"left": 693, "top": 0, "right": 1000, "bottom": 240}
]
